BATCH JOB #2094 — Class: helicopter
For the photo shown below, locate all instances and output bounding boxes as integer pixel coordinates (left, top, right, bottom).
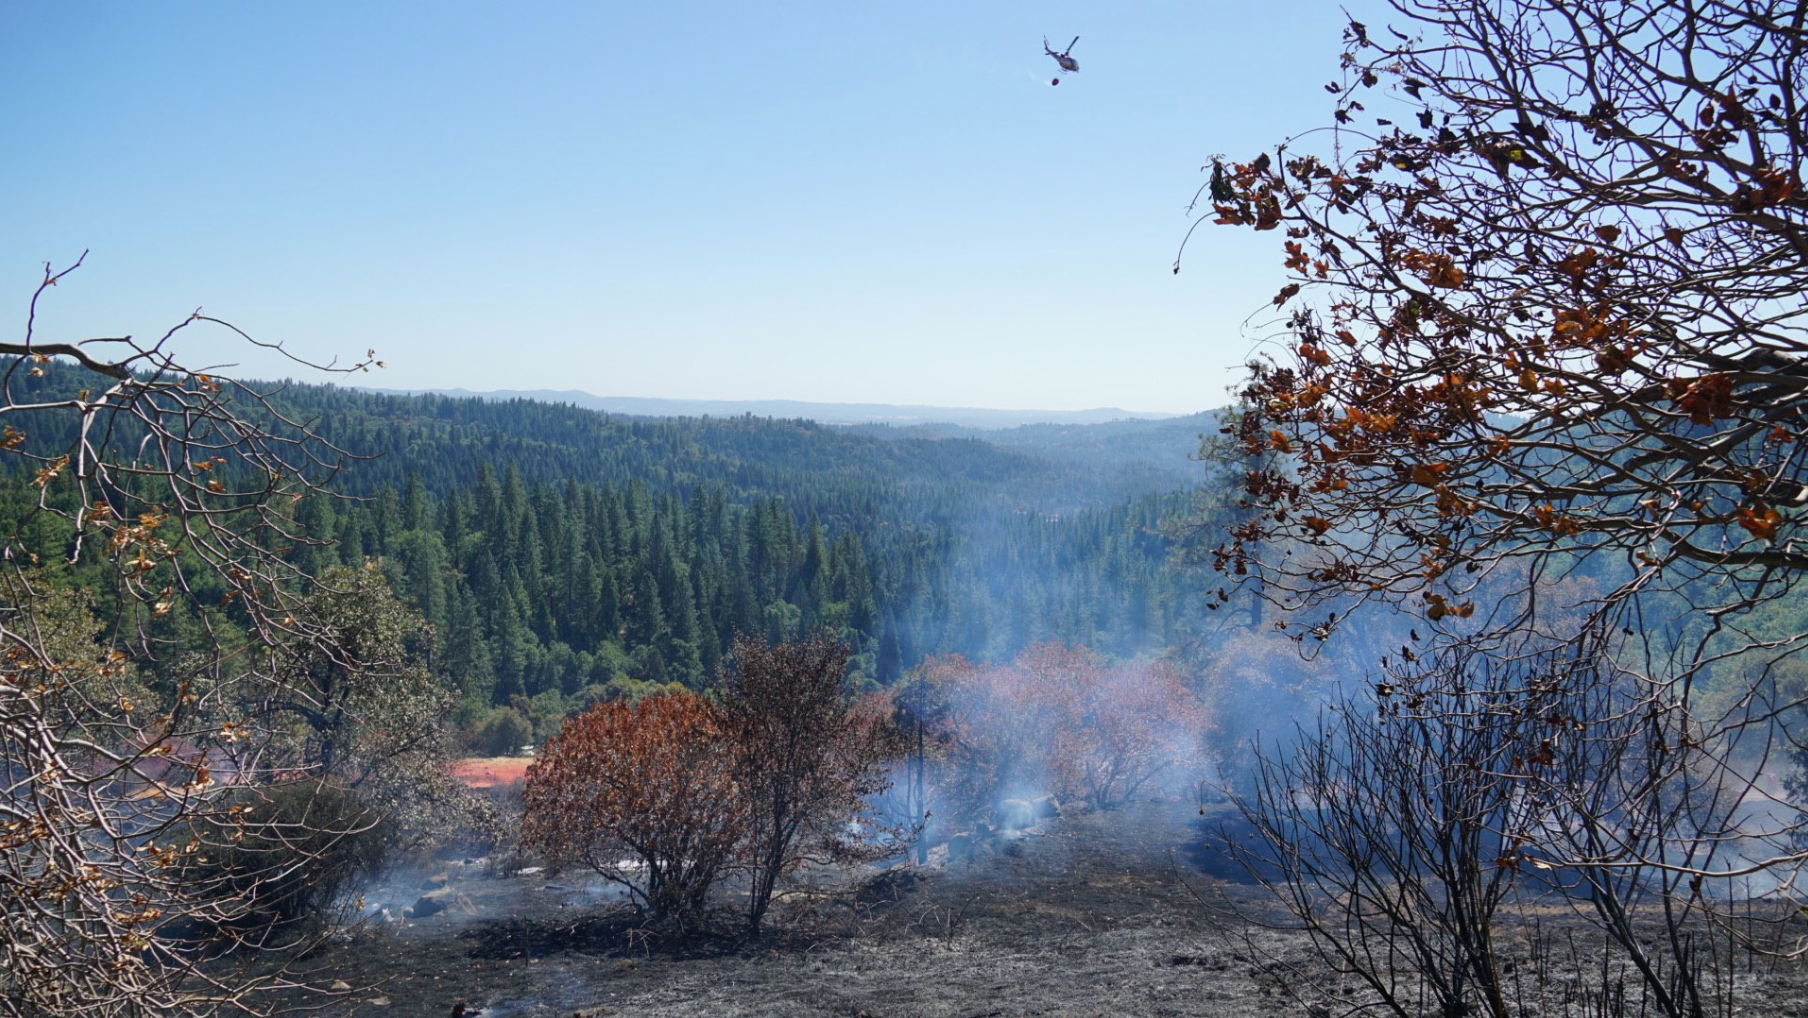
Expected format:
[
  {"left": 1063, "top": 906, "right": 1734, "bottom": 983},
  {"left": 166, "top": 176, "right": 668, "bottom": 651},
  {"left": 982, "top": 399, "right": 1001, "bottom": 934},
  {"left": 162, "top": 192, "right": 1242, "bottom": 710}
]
[{"left": 1044, "top": 36, "right": 1079, "bottom": 85}]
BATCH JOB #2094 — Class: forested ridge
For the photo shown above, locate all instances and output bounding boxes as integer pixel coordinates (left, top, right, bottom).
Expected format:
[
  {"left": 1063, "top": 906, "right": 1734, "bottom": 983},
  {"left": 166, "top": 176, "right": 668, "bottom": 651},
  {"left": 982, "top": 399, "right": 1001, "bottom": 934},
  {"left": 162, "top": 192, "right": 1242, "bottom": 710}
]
[{"left": 0, "top": 366, "right": 1220, "bottom": 749}]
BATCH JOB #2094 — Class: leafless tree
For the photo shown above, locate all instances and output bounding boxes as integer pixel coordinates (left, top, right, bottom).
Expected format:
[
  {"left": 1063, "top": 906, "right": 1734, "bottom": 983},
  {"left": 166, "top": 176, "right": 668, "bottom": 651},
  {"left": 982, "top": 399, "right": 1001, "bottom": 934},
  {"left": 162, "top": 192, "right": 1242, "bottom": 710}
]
[
  {"left": 0, "top": 253, "right": 387, "bottom": 1017},
  {"left": 1233, "top": 644, "right": 1528, "bottom": 1018},
  {"left": 1234, "top": 640, "right": 1779, "bottom": 1018}
]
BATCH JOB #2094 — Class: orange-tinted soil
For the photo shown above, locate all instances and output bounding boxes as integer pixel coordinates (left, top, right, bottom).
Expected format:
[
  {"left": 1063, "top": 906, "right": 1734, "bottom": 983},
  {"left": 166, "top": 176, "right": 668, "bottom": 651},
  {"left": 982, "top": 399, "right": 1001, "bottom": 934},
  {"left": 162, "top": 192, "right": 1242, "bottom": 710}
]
[{"left": 448, "top": 757, "right": 534, "bottom": 789}]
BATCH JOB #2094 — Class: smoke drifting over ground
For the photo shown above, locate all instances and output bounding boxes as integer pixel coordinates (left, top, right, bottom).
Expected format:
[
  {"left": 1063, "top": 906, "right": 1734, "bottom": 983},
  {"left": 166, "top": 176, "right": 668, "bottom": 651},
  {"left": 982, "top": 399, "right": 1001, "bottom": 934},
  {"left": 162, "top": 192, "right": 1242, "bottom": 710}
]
[
  {"left": 307, "top": 582, "right": 1808, "bottom": 1016},
  {"left": 282, "top": 798, "right": 1808, "bottom": 1018}
]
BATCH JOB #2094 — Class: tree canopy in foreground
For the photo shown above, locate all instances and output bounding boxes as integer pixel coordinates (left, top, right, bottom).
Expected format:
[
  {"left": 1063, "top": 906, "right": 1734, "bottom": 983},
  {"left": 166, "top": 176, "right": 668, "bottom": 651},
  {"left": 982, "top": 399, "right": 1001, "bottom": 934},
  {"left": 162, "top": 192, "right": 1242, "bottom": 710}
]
[
  {"left": 0, "top": 256, "right": 439, "bottom": 1017},
  {"left": 1197, "top": 0, "right": 1806, "bottom": 659},
  {"left": 1187, "top": 1, "right": 1808, "bottom": 1010}
]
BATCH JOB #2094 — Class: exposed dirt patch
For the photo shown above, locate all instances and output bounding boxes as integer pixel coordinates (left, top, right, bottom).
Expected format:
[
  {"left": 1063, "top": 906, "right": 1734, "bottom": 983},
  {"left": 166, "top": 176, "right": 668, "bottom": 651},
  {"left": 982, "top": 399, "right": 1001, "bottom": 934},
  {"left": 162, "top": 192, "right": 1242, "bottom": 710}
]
[
  {"left": 287, "top": 802, "right": 1808, "bottom": 1018},
  {"left": 447, "top": 757, "right": 533, "bottom": 790}
]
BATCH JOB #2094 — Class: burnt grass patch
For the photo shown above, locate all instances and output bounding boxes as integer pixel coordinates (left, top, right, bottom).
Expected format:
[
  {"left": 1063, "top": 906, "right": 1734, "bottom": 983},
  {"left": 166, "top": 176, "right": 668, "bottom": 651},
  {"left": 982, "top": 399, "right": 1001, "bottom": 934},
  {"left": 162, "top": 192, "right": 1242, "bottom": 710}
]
[
  {"left": 282, "top": 801, "right": 1808, "bottom": 1018},
  {"left": 456, "top": 913, "right": 741, "bottom": 964}
]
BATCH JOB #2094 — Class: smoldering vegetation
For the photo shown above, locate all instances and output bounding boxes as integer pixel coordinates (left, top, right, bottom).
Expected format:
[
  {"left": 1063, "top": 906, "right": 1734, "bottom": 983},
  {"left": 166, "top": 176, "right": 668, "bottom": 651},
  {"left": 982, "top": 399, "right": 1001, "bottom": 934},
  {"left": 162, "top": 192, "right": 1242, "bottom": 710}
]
[
  {"left": 78, "top": 520, "right": 1797, "bottom": 1018},
  {"left": 275, "top": 798, "right": 1808, "bottom": 1018},
  {"left": 253, "top": 623, "right": 1808, "bottom": 1018}
]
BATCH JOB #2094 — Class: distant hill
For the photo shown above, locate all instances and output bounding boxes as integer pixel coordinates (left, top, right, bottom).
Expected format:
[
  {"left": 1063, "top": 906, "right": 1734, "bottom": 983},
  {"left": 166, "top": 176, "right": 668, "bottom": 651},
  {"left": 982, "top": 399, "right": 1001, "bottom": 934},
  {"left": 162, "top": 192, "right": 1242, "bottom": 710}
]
[
  {"left": 846, "top": 413, "right": 1221, "bottom": 493},
  {"left": 354, "top": 388, "right": 1184, "bottom": 430}
]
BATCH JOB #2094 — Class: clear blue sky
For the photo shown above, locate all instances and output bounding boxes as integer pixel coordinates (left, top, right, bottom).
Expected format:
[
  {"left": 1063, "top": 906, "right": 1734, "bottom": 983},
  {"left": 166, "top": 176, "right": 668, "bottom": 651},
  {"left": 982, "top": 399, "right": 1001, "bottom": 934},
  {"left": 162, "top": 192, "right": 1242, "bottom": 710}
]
[{"left": 3, "top": 2, "right": 1379, "bottom": 414}]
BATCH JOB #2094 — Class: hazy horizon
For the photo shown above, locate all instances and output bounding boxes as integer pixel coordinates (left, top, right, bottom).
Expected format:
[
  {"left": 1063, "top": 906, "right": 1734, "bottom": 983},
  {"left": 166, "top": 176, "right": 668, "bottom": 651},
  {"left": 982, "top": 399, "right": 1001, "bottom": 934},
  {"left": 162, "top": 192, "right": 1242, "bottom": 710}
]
[
  {"left": 361, "top": 384, "right": 1196, "bottom": 414},
  {"left": 352, "top": 384, "right": 1209, "bottom": 428}
]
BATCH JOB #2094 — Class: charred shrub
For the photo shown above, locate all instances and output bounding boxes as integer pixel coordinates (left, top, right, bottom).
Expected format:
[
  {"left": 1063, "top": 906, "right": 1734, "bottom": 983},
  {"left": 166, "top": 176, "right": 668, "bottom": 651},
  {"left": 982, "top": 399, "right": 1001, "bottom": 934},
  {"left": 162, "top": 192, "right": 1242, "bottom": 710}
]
[
  {"left": 721, "top": 632, "right": 901, "bottom": 935},
  {"left": 520, "top": 634, "right": 901, "bottom": 934},
  {"left": 520, "top": 691, "right": 741, "bottom": 926}
]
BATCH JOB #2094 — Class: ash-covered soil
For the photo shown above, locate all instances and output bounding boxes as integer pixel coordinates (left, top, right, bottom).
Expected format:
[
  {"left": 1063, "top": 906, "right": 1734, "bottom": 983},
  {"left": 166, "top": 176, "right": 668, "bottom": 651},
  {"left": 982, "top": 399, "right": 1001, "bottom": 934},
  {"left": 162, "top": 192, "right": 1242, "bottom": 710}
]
[{"left": 291, "top": 802, "right": 1808, "bottom": 1018}]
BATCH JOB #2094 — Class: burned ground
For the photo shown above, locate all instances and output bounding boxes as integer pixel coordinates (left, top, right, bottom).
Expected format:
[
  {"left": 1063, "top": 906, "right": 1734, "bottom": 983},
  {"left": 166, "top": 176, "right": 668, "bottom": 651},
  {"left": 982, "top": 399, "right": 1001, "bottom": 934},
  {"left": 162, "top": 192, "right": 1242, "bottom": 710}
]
[{"left": 288, "top": 801, "right": 1808, "bottom": 1018}]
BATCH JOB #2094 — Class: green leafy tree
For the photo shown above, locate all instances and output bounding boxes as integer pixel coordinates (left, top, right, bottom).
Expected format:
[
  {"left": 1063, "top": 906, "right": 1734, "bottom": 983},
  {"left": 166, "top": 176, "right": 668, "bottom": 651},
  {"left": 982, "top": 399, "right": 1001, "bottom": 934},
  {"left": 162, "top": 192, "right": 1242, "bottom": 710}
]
[{"left": 221, "top": 564, "right": 480, "bottom": 926}]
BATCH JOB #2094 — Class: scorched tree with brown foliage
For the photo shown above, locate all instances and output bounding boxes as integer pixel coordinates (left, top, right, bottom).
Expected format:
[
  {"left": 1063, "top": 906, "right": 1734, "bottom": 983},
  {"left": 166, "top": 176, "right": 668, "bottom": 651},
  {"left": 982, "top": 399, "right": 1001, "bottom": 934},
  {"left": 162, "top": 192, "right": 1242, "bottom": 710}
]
[
  {"left": 520, "top": 691, "right": 742, "bottom": 926},
  {"left": 721, "top": 632, "right": 899, "bottom": 935}
]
